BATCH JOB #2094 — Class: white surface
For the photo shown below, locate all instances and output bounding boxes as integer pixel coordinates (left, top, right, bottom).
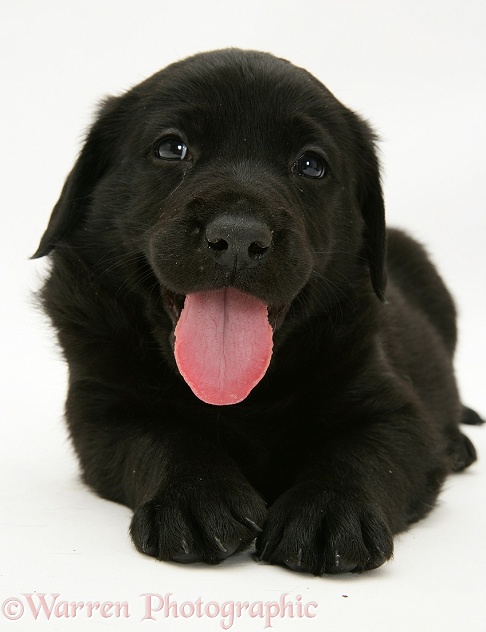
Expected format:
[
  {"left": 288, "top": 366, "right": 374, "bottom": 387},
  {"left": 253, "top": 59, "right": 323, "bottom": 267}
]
[{"left": 1, "top": 1, "right": 485, "bottom": 630}]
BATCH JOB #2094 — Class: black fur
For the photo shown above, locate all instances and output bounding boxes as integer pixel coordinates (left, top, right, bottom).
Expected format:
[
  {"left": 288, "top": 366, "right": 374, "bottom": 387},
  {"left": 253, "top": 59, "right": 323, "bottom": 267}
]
[{"left": 34, "top": 49, "right": 480, "bottom": 574}]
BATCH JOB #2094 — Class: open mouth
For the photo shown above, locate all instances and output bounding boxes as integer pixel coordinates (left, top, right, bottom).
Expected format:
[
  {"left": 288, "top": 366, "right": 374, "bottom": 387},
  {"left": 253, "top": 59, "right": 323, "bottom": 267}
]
[
  {"left": 162, "top": 288, "right": 288, "bottom": 330},
  {"left": 162, "top": 287, "right": 289, "bottom": 406}
]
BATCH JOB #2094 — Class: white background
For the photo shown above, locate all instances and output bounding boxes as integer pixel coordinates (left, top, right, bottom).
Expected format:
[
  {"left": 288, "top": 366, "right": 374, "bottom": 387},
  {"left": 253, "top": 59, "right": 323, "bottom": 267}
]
[{"left": 1, "top": 1, "right": 485, "bottom": 630}]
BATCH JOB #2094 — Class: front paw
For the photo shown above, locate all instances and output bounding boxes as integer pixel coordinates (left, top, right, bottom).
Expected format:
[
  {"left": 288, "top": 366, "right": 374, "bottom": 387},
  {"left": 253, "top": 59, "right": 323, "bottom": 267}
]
[
  {"left": 130, "top": 475, "right": 266, "bottom": 564},
  {"left": 256, "top": 485, "right": 393, "bottom": 575}
]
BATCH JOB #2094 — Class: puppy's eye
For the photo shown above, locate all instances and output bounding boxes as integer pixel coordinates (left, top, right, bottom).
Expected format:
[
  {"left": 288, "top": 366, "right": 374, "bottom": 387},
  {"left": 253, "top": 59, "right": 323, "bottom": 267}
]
[
  {"left": 155, "top": 136, "right": 189, "bottom": 161},
  {"left": 294, "top": 153, "right": 326, "bottom": 179}
]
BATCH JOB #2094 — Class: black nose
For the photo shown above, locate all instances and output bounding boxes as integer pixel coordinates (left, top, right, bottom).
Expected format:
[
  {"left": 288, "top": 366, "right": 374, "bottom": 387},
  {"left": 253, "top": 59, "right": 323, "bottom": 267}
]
[{"left": 205, "top": 213, "right": 273, "bottom": 270}]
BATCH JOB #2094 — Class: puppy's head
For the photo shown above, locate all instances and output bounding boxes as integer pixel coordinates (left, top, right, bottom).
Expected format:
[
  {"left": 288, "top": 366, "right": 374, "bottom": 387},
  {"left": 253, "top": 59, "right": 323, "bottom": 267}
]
[{"left": 34, "top": 49, "right": 386, "bottom": 405}]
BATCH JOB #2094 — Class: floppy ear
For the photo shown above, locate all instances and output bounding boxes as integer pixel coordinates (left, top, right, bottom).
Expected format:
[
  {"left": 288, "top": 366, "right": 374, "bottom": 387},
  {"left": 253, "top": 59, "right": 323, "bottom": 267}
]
[
  {"left": 32, "top": 96, "right": 123, "bottom": 259},
  {"left": 352, "top": 119, "right": 387, "bottom": 301}
]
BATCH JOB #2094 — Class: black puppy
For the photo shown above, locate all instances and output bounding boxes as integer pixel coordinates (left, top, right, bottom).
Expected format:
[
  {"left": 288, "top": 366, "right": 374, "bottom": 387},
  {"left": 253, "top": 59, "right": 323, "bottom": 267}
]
[{"left": 33, "top": 49, "right": 481, "bottom": 575}]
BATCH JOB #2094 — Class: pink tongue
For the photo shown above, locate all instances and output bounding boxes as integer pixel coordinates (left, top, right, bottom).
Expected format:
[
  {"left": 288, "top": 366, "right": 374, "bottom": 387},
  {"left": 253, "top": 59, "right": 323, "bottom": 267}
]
[{"left": 174, "top": 288, "right": 273, "bottom": 405}]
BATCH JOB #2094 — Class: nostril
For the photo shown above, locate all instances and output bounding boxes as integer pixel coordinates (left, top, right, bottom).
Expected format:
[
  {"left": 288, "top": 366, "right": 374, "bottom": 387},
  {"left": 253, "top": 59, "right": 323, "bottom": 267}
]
[
  {"left": 248, "top": 241, "right": 269, "bottom": 258},
  {"left": 207, "top": 238, "right": 228, "bottom": 252}
]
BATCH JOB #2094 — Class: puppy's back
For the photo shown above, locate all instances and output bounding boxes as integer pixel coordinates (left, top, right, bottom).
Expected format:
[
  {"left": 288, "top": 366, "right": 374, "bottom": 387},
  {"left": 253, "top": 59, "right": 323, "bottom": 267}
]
[{"left": 386, "top": 228, "right": 457, "bottom": 355}]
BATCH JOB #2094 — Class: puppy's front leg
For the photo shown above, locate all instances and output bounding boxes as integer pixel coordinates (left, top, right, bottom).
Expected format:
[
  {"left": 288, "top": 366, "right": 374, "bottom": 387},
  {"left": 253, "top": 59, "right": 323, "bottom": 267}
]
[
  {"left": 66, "top": 381, "right": 266, "bottom": 564},
  {"left": 256, "top": 406, "right": 450, "bottom": 575}
]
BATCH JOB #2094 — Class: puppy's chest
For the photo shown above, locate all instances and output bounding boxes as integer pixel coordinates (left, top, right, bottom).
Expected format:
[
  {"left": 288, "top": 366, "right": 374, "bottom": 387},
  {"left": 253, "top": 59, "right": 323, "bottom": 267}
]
[{"left": 206, "top": 409, "right": 319, "bottom": 494}]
